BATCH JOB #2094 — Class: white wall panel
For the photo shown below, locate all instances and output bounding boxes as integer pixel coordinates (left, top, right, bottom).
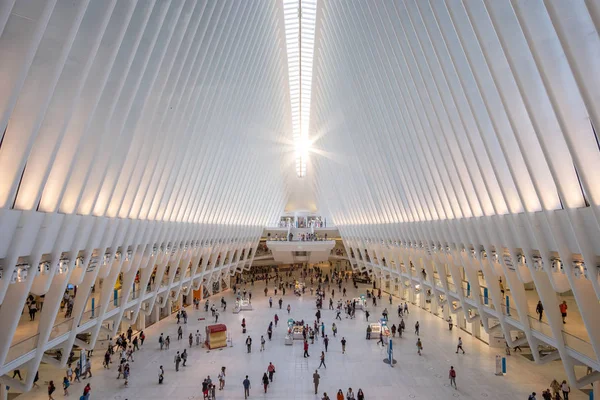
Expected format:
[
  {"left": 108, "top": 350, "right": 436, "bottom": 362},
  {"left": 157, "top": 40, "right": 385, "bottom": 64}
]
[
  {"left": 0, "top": 0, "right": 289, "bottom": 391},
  {"left": 312, "top": 0, "right": 600, "bottom": 388}
]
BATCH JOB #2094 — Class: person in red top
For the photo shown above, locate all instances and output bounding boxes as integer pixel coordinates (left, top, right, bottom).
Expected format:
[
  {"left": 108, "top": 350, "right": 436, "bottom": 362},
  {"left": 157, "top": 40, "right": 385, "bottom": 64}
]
[
  {"left": 83, "top": 383, "right": 91, "bottom": 399},
  {"left": 303, "top": 340, "right": 310, "bottom": 358},
  {"left": 559, "top": 301, "right": 568, "bottom": 324},
  {"left": 267, "top": 362, "right": 275, "bottom": 382}
]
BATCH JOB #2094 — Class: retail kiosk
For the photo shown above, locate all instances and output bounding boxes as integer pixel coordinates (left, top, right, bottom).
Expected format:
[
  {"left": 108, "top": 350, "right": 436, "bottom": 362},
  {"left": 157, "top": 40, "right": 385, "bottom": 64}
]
[
  {"left": 232, "top": 298, "right": 253, "bottom": 313},
  {"left": 368, "top": 319, "right": 391, "bottom": 341},
  {"left": 205, "top": 324, "right": 228, "bottom": 349}
]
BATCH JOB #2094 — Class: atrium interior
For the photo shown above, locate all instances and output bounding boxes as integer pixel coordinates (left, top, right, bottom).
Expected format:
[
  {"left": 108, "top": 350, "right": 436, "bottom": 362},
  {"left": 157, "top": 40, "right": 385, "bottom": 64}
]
[{"left": 1, "top": 0, "right": 600, "bottom": 399}]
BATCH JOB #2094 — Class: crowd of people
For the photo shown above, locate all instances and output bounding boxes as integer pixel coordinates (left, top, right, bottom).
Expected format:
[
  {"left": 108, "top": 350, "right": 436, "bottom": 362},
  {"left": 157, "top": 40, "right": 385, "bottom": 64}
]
[{"left": 20, "top": 263, "right": 580, "bottom": 400}]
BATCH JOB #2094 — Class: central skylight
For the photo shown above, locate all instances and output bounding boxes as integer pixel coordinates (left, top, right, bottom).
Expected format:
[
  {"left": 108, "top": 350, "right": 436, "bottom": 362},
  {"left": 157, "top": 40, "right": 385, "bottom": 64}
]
[{"left": 283, "top": 0, "right": 317, "bottom": 178}]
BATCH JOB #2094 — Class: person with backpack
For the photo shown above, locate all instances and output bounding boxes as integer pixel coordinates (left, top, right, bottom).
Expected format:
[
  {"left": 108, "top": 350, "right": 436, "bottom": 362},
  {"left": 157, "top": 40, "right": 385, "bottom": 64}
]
[
  {"left": 449, "top": 366, "right": 457, "bottom": 389},
  {"left": 47, "top": 381, "right": 56, "bottom": 400},
  {"left": 181, "top": 349, "right": 188, "bottom": 366}
]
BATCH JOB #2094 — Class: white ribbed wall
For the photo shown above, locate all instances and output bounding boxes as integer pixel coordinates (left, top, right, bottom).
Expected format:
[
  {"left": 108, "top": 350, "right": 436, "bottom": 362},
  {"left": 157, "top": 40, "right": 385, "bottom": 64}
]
[
  {"left": 0, "top": 0, "right": 291, "bottom": 391},
  {"left": 311, "top": 0, "right": 600, "bottom": 388}
]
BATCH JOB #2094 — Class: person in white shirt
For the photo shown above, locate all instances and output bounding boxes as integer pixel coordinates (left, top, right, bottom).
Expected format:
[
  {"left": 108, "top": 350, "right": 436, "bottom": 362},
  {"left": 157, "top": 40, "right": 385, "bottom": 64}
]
[{"left": 346, "top": 387, "right": 355, "bottom": 399}]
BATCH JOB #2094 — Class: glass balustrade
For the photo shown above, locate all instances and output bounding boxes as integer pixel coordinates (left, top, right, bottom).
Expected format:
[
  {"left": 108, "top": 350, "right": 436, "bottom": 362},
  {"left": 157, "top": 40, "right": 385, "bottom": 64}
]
[{"left": 6, "top": 334, "right": 39, "bottom": 363}]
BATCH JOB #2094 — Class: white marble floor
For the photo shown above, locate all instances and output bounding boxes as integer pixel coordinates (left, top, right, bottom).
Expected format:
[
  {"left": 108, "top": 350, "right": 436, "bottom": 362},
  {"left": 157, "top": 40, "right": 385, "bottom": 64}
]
[{"left": 15, "top": 282, "right": 586, "bottom": 400}]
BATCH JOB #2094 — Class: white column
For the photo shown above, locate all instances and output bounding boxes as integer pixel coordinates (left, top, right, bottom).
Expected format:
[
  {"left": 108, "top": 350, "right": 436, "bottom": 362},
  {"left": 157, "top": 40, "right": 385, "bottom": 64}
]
[
  {"left": 0, "top": 383, "right": 7, "bottom": 400},
  {"left": 136, "top": 312, "right": 145, "bottom": 331}
]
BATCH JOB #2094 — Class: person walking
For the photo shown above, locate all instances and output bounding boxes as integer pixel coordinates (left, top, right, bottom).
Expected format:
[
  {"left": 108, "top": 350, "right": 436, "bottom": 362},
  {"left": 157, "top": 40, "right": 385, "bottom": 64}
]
[
  {"left": 178, "top": 326, "right": 183, "bottom": 340},
  {"left": 304, "top": 340, "right": 310, "bottom": 358},
  {"left": 456, "top": 337, "right": 465, "bottom": 354},
  {"left": 260, "top": 336, "right": 266, "bottom": 351},
  {"left": 12, "top": 369, "right": 22, "bottom": 380},
  {"left": 313, "top": 370, "right": 320, "bottom": 394},
  {"left": 416, "top": 338, "right": 423, "bottom": 356},
  {"left": 377, "top": 331, "right": 384, "bottom": 347},
  {"left": 324, "top": 335, "right": 329, "bottom": 352},
  {"left": 319, "top": 351, "right": 327, "bottom": 369},
  {"left": 415, "top": 321, "right": 420, "bottom": 336},
  {"left": 158, "top": 365, "right": 164, "bottom": 384},
  {"left": 269, "top": 297, "right": 273, "bottom": 308},
  {"left": 536, "top": 301, "right": 544, "bottom": 321},
  {"left": 332, "top": 323, "right": 337, "bottom": 337},
  {"left": 341, "top": 337, "right": 346, "bottom": 354},
  {"left": 181, "top": 349, "right": 187, "bottom": 366},
  {"left": 262, "top": 373, "right": 269, "bottom": 393},
  {"left": 365, "top": 310, "right": 370, "bottom": 321},
  {"left": 62, "top": 377, "right": 70, "bottom": 396},
  {"left": 267, "top": 362, "right": 275, "bottom": 382},
  {"left": 174, "top": 351, "right": 181, "bottom": 371},
  {"left": 550, "top": 379, "right": 561, "bottom": 397},
  {"left": 218, "top": 367, "right": 226, "bottom": 390},
  {"left": 561, "top": 380, "right": 570, "bottom": 400},
  {"left": 47, "top": 380, "right": 56, "bottom": 400},
  {"left": 559, "top": 301, "right": 568, "bottom": 324},
  {"left": 196, "top": 330, "right": 201, "bottom": 346},
  {"left": 449, "top": 366, "right": 457, "bottom": 389},
  {"left": 159, "top": 333, "right": 164, "bottom": 350},
  {"left": 274, "top": 314, "right": 279, "bottom": 327},
  {"left": 287, "top": 304, "right": 291, "bottom": 314},
  {"left": 82, "top": 383, "right": 91, "bottom": 400},
  {"left": 278, "top": 298, "right": 283, "bottom": 309},
  {"left": 246, "top": 336, "right": 252, "bottom": 353},
  {"left": 243, "top": 375, "right": 251, "bottom": 399},
  {"left": 84, "top": 359, "right": 92, "bottom": 379}
]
